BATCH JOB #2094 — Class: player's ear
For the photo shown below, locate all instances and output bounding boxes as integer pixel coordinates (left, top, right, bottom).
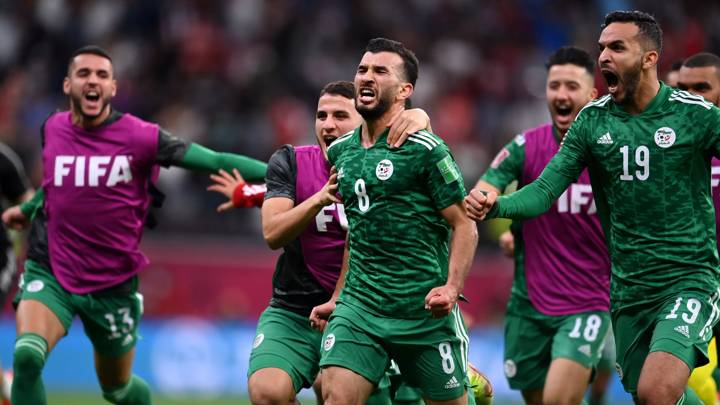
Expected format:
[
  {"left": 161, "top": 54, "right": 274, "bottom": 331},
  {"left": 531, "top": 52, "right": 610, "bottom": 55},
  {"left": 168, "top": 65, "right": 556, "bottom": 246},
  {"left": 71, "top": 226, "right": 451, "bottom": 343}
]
[
  {"left": 110, "top": 78, "right": 117, "bottom": 98},
  {"left": 642, "top": 49, "right": 659, "bottom": 70},
  {"left": 590, "top": 87, "right": 599, "bottom": 99},
  {"left": 397, "top": 82, "right": 413, "bottom": 103},
  {"left": 63, "top": 77, "right": 71, "bottom": 96}
]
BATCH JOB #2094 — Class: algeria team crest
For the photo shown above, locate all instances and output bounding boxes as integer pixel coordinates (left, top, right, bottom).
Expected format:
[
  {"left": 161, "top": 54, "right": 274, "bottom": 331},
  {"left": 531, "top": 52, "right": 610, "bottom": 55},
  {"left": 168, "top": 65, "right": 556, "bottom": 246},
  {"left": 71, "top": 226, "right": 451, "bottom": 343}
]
[
  {"left": 376, "top": 159, "right": 394, "bottom": 181},
  {"left": 654, "top": 127, "right": 676, "bottom": 148}
]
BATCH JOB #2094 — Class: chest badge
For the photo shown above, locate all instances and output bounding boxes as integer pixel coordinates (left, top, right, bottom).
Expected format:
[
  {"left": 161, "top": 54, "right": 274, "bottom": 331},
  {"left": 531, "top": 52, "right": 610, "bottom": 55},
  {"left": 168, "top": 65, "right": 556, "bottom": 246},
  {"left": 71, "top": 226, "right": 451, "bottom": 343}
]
[
  {"left": 654, "top": 127, "right": 676, "bottom": 148},
  {"left": 376, "top": 159, "right": 394, "bottom": 181}
]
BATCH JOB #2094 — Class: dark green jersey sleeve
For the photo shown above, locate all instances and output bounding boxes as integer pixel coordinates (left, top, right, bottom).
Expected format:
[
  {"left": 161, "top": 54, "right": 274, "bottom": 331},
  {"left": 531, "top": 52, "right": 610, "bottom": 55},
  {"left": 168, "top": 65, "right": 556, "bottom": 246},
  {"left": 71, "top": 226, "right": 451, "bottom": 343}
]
[
  {"left": 489, "top": 115, "right": 588, "bottom": 220},
  {"left": 425, "top": 142, "right": 466, "bottom": 210},
  {"left": 156, "top": 128, "right": 268, "bottom": 182},
  {"left": 480, "top": 135, "right": 526, "bottom": 190}
]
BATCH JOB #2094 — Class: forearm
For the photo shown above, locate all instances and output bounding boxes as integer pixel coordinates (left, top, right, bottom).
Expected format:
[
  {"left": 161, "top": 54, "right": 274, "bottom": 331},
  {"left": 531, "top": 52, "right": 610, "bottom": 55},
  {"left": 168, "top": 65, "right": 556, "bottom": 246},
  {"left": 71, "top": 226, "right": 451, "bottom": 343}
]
[
  {"left": 178, "top": 143, "right": 267, "bottom": 182},
  {"left": 488, "top": 167, "right": 574, "bottom": 220},
  {"left": 262, "top": 193, "right": 326, "bottom": 249},
  {"left": 446, "top": 220, "right": 478, "bottom": 293}
]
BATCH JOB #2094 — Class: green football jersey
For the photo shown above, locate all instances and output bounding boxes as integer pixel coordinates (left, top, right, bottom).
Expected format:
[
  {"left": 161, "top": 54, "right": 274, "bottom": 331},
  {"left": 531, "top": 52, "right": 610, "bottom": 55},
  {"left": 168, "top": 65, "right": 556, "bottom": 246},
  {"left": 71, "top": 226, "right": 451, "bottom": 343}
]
[
  {"left": 492, "top": 83, "right": 720, "bottom": 309},
  {"left": 327, "top": 127, "right": 466, "bottom": 318}
]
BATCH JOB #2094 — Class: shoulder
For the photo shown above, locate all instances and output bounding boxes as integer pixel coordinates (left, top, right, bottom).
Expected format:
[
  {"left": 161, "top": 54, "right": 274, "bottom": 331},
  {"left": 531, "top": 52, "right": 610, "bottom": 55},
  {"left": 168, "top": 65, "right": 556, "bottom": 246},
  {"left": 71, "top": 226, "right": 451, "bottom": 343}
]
[
  {"left": 327, "top": 130, "right": 355, "bottom": 151},
  {"left": 667, "top": 89, "right": 715, "bottom": 111},
  {"left": 268, "top": 144, "right": 295, "bottom": 167},
  {"left": 121, "top": 113, "right": 160, "bottom": 132},
  {"left": 576, "top": 95, "right": 613, "bottom": 120},
  {"left": 405, "top": 130, "right": 447, "bottom": 152}
]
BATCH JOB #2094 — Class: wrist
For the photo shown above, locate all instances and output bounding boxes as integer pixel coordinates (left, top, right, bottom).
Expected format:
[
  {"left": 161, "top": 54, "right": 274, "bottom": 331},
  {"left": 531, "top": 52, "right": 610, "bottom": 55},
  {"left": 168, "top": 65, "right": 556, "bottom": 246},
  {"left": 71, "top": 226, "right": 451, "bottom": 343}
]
[{"left": 230, "top": 180, "right": 248, "bottom": 207}]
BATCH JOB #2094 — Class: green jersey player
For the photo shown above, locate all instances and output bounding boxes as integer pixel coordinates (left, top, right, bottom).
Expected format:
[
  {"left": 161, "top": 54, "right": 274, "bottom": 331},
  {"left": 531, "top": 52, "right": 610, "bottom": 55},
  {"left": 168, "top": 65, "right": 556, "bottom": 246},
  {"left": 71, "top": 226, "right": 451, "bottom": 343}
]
[
  {"left": 466, "top": 11, "right": 720, "bottom": 405},
  {"left": 310, "top": 38, "right": 478, "bottom": 405}
]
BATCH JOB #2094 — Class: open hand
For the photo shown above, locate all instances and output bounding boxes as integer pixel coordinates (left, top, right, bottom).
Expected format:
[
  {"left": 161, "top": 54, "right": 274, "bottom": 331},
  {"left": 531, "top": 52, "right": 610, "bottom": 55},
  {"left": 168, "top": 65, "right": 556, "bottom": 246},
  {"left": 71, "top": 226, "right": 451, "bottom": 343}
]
[{"left": 387, "top": 108, "right": 431, "bottom": 148}]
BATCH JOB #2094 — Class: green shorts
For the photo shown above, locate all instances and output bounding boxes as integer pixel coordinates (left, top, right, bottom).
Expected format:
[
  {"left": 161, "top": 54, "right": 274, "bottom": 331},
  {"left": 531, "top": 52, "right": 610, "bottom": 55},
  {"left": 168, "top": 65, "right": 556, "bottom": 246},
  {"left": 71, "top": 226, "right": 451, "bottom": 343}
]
[
  {"left": 248, "top": 306, "right": 322, "bottom": 392},
  {"left": 597, "top": 326, "right": 616, "bottom": 372},
  {"left": 320, "top": 301, "right": 470, "bottom": 401},
  {"left": 613, "top": 290, "right": 719, "bottom": 395},
  {"left": 503, "top": 309, "right": 611, "bottom": 390},
  {"left": 14, "top": 259, "right": 143, "bottom": 357}
]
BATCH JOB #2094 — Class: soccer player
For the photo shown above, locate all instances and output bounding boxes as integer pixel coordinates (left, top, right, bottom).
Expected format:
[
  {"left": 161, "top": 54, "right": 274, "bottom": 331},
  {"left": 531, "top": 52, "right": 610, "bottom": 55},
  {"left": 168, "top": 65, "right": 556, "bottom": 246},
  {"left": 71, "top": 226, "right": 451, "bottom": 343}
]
[
  {"left": 475, "top": 46, "right": 610, "bottom": 405},
  {"left": 0, "top": 45, "right": 268, "bottom": 405},
  {"left": 676, "top": 52, "right": 720, "bottom": 405},
  {"left": 0, "top": 142, "right": 34, "bottom": 405},
  {"left": 309, "top": 37, "right": 478, "bottom": 405},
  {"left": 208, "top": 80, "right": 431, "bottom": 405},
  {"left": 466, "top": 10, "right": 720, "bottom": 405}
]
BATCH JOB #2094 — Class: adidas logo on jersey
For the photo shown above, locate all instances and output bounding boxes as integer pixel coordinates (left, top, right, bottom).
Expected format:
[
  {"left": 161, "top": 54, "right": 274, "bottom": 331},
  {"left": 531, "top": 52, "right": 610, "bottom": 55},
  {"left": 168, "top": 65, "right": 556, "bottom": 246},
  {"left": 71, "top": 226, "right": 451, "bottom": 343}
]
[
  {"left": 674, "top": 325, "right": 690, "bottom": 338},
  {"left": 577, "top": 344, "right": 591, "bottom": 357},
  {"left": 445, "top": 376, "right": 461, "bottom": 389},
  {"left": 597, "top": 132, "right": 613, "bottom": 144}
]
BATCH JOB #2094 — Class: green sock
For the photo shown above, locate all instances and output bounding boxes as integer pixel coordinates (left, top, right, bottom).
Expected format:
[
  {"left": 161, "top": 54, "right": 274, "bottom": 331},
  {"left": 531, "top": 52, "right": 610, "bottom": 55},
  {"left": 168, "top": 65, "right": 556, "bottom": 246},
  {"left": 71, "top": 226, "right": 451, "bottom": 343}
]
[
  {"left": 677, "top": 386, "right": 704, "bottom": 405},
  {"left": 102, "top": 375, "right": 152, "bottom": 404},
  {"left": 12, "top": 333, "right": 48, "bottom": 405}
]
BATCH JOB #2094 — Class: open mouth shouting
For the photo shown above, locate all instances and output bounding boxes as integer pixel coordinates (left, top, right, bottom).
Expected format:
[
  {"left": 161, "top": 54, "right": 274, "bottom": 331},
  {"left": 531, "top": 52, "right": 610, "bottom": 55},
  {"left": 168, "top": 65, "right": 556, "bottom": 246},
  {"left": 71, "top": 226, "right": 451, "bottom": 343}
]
[
  {"left": 357, "top": 87, "right": 376, "bottom": 106},
  {"left": 553, "top": 103, "right": 575, "bottom": 128},
  {"left": 322, "top": 135, "right": 338, "bottom": 147},
  {"left": 82, "top": 89, "right": 103, "bottom": 114},
  {"left": 601, "top": 69, "right": 620, "bottom": 95}
]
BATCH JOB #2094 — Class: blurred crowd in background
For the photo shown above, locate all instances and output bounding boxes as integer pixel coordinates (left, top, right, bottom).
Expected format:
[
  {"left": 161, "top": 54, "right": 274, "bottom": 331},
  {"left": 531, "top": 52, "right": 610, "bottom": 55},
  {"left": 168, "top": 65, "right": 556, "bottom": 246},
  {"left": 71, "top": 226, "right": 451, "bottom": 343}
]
[{"left": 0, "top": 0, "right": 719, "bottom": 320}]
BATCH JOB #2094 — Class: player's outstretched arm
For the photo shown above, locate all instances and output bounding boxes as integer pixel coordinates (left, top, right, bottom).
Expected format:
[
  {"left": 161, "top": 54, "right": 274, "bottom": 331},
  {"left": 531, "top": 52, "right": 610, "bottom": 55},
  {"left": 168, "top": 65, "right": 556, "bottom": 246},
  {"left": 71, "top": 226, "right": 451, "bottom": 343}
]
[
  {"left": 310, "top": 235, "right": 350, "bottom": 331},
  {"left": 425, "top": 201, "right": 478, "bottom": 318},
  {"left": 155, "top": 129, "right": 267, "bottom": 182},
  {"left": 207, "top": 169, "right": 266, "bottom": 212},
  {"left": 386, "top": 108, "right": 432, "bottom": 148},
  {"left": 177, "top": 143, "right": 267, "bottom": 182},
  {"left": 262, "top": 166, "right": 340, "bottom": 250}
]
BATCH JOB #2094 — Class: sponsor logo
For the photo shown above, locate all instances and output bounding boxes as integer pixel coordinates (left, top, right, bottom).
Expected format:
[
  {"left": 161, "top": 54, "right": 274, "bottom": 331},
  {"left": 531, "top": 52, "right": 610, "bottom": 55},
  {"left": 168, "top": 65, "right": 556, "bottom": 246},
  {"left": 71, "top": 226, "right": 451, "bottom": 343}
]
[
  {"left": 674, "top": 324, "right": 690, "bottom": 338},
  {"left": 54, "top": 155, "right": 133, "bottom": 187},
  {"left": 597, "top": 132, "right": 613, "bottom": 144},
  {"left": 444, "top": 376, "right": 461, "bottom": 389},
  {"left": 375, "top": 159, "right": 394, "bottom": 181},
  {"left": 122, "top": 334, "right": 134, "bottom": 346},
  {"left": 323, "top": 333, "right": 336, "bottom": 351},
  {"left": 26, "top": 280, "right": 44, "bottom": 293},
  {"left": 253, "top": 333, "right": 265, "bottom": 349},
  {"left": 654, "top": 127, "right": 676, "bottom": 148},
  {"left": 578, "top": 344, "right": 592, "bottom": 357},
  {"left": 504, "top": 359, "right": 517, "bottom": 378}
]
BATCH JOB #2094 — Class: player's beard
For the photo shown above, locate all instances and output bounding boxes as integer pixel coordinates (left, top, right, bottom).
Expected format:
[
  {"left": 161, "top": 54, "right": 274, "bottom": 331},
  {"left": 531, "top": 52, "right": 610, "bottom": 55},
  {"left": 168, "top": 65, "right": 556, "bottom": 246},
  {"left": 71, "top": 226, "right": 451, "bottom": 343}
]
[
  {"left": 617, "top": 59, "right": 642, "bottom": 106},
  {"left": 356, "top": 91, "right": 393, "bottom": 121},
  {"left": 70, "top": 92, "right": 111, "bottom": 121}
]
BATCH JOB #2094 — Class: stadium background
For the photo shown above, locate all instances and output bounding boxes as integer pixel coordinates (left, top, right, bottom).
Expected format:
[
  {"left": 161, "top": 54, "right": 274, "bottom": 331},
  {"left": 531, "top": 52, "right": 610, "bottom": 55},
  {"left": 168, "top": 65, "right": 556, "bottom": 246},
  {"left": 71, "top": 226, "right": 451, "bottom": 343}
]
[{"left": 0, "top": 0, "right": 719, "bottom": 404}]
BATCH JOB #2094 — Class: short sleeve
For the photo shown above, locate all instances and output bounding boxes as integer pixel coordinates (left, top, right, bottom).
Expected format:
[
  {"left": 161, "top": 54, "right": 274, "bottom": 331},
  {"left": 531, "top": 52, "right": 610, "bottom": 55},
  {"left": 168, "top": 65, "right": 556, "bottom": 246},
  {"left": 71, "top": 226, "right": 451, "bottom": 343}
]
[
  {"left": 481, "top": 134, "right": 526, "bottom": 190},
  {"left": 265, "top": 145, "right": 296, "bottom": 201},
  {"left": 425, "top": 142, "right": 466, "bottom": 210}
]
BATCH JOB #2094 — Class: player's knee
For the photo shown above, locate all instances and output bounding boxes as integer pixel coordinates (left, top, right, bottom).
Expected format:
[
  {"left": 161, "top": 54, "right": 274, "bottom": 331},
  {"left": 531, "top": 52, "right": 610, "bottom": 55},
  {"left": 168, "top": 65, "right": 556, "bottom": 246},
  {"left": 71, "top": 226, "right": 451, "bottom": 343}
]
[
  {"left": 248, "top": 375, "right": 295, "bottom": 405},
  {"left": 13, "top": 333, "right": 48, "bottom": 379},
  {"left": 636, "top": 380, "right": 683, "bottom": 405},
  {"left": 542, "top": 394, "right": 582, "bottom": 405}
]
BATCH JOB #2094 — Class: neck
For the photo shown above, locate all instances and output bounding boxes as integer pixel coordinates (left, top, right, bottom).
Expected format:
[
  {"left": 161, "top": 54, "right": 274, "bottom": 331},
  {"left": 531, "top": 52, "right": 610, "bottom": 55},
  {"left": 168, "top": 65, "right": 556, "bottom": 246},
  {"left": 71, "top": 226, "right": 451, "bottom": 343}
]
[
  {"left": 71, "top": 105, "right": 111, "bottom": 129},
  {"left": 623, "top": 72, "right": 660, "bottom": 115},
  {"left": 361, "top": 104, "right": 404, "bottom": 147}
]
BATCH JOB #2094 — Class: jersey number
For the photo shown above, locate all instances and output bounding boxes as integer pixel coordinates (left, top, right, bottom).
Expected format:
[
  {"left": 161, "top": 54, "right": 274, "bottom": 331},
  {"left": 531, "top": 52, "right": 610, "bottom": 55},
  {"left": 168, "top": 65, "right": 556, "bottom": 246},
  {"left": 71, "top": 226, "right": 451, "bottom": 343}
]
[
  {"left": 568, "top": 314, "right": 602, "bottom": 342},
  {"left": 665, "top": 297, "right": 702, "bottom": 324},
  {"left": 620, "top": 145, "right": 650, "bottom": 181},
  {"left": 104, "top": 307, "right": 134, "bottom": 339},
  {"left": 438, "top": 342, "right": 455, "bottom": 374},
  {"left": 354, "top": 179, "right": 370, "bottom": 212}
]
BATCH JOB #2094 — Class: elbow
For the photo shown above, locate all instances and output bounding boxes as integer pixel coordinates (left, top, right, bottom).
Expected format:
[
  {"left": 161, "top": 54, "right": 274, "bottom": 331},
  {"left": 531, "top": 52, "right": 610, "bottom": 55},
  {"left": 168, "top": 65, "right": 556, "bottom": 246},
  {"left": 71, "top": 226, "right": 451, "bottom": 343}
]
[{"left": 263, "top": 232, "right": 284, "bottom": 250}]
